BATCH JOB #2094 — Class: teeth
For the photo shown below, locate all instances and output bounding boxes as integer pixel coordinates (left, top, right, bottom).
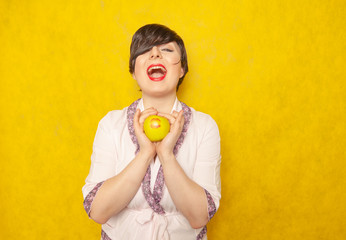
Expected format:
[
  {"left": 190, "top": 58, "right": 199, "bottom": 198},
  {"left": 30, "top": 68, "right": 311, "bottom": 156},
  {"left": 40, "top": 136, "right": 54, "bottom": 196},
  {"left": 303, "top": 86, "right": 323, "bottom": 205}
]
[{"left": 148, "top": 66, "right": 166, "bottom": 73}]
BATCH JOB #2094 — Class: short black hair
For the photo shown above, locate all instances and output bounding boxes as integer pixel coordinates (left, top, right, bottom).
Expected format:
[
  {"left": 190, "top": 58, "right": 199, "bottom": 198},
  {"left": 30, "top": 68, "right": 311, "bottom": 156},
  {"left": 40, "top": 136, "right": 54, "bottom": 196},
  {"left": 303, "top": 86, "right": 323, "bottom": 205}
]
[{"left": 129, "top": 24, "right": 188, "bottom": 90}]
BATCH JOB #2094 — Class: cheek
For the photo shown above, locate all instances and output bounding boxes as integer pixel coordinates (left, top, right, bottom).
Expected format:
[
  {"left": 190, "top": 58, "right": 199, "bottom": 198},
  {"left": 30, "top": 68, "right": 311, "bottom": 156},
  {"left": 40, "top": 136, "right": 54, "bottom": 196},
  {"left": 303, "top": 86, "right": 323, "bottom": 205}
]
[
  {"left": 166, "top": 53, "right": 181, "bottom": 64},
  {"left": 134, "top": 59, "right": 146, "bottom": 77}
]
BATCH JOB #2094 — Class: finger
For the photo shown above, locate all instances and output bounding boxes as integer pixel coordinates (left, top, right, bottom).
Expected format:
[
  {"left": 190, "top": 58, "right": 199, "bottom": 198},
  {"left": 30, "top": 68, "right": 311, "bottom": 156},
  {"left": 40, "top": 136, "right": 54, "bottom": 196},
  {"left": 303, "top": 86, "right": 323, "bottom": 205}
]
[
  {"left": 141, "top": 108, "right": 158, "bottom": 115},
  {"left": 172, "top": 110, "right": 179, "bottom": 118},
  {"left": 141, "top": 107, "right": 157, "bottom": 115},
  {"left": 142, "top": 107, "right": 158, "bottom": 112},
  {"left": 178, "top": 109, "right": 184, "bottom": 122},
  {"left": 140, "top": 109, "right": 157, "bottom": 118},
  {"left": 139, "top": 109, "right": 158, "bottom": 124},
  {"left": 133, "top": 109, "right": 143, "bottom": 134},
  {"left": 134, "top": 108, "right": 140, "bottom": 125},
  {"left": 173, "top": 110, "right": 184, "bottom": 131},
  {"left": 157, "top": 113, "right": 176, "bottom": 125}
]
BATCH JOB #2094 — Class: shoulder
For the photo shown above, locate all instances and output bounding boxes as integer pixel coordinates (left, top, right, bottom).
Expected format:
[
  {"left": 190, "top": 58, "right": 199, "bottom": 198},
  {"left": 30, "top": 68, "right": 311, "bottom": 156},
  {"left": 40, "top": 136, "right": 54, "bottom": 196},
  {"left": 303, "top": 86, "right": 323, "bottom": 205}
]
[
  {"left": 97, "top": 107, "right": 128, "bottom": 131},
  {"left": 189, "top": 107, "right": 219, "bottom": 132}
]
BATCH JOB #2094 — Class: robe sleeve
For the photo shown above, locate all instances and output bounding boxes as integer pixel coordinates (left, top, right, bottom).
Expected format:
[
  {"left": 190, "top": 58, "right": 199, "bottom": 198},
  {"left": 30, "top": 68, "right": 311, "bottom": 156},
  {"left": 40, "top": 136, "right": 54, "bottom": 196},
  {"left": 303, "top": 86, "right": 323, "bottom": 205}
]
[
  {"left": 192, "top": 114, "right": 221, "bottom": 221},
  {"left": 82, "top": 112, "right": 118, "bottom": 217}
]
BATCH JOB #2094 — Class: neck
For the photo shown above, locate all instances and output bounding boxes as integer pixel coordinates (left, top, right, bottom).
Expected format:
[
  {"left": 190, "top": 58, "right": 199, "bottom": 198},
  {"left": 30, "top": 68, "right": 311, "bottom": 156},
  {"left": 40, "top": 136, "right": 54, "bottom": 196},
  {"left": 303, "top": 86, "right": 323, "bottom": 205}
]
[{"left": 142, "top": 93, "right": 177, "bottom": 114}]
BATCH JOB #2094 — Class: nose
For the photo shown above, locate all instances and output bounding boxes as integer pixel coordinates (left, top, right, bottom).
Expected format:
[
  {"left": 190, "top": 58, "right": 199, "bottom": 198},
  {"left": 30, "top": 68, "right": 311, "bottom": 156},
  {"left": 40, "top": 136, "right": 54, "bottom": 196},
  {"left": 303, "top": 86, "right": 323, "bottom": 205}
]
[{"left": 149, "top": 46, "right": 162, "bottom": 59}]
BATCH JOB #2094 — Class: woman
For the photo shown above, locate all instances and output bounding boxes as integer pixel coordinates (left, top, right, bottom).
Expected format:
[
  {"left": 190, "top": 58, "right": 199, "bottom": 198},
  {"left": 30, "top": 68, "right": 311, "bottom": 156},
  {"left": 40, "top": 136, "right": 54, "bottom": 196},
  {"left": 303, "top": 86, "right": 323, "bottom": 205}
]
[{"left": 82, "top": 24, "right": 221, "bottom": 240}]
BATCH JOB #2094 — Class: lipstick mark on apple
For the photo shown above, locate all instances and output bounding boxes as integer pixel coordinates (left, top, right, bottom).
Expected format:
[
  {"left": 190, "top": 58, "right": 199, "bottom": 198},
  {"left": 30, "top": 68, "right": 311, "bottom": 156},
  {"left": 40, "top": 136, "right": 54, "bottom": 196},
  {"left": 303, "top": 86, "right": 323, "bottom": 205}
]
[{"left": 150, "top": 118, "right": 161, "bottom": 128}]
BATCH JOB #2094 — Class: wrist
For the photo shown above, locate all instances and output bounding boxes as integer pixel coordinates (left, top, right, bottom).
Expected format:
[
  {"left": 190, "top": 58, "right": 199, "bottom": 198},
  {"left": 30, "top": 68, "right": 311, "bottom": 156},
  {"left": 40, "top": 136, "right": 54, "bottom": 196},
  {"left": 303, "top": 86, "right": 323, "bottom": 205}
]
[
  {"left": 137, "top": 150, "right": 155, "bottom": 164},
  {"left": 157, "top": 151, "right": 175, "bottom": 165}
]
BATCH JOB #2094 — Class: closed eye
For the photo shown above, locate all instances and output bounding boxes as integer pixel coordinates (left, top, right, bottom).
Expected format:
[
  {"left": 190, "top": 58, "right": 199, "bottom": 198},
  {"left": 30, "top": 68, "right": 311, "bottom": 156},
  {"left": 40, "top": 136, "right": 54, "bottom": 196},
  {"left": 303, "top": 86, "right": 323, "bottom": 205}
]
[{"left": 161, "top": 48, "right": 174, "bottom": 52}]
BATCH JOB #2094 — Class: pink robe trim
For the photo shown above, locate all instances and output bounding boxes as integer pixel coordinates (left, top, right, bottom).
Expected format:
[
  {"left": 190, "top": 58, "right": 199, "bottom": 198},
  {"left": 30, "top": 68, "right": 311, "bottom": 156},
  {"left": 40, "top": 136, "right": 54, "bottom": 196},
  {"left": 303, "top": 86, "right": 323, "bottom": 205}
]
[{"left": 83, "top": 99, "right": 217, "bottom": 240}]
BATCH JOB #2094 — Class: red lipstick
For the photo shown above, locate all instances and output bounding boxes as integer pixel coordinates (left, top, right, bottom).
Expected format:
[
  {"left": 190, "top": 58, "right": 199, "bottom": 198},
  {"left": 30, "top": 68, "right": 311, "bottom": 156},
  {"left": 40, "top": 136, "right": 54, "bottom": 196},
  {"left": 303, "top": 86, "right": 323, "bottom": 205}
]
[{"left": 147, "top": 64, "right": 167, "bottom": 81}]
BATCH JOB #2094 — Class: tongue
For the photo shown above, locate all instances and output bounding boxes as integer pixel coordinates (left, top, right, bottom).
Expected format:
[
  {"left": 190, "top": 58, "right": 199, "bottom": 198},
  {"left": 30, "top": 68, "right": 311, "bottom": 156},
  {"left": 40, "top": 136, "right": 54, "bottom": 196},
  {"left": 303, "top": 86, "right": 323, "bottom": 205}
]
[
  {"left": 149, "top": 69, "right": 165, "bottom": 78},
  {"left": 150, "top": 72, "right": 164, "bottom": 78}
]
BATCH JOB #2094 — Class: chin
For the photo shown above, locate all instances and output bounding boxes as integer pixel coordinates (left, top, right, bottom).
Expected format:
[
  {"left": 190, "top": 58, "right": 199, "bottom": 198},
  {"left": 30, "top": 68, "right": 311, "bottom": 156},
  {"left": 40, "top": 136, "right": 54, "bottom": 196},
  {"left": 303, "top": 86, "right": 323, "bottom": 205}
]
[{"left": 144, "top": 88, "right": 176, "bottom": 97}]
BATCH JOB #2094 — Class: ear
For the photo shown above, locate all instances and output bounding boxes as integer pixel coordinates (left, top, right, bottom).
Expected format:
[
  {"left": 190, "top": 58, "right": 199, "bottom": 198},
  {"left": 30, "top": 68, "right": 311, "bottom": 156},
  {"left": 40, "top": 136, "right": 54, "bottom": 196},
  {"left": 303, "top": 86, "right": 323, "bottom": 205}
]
[
  {"left": 179, "top": 67, "right": 184, "bottom": 78},
  {"left": 132, "top": 73, "right": 136, "bottom": 80}
]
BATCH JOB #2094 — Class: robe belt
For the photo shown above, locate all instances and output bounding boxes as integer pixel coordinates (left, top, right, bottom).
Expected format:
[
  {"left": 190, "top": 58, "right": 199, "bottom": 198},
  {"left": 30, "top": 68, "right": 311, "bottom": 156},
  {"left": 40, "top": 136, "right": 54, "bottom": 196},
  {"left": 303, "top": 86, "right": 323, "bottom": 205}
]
[{"left": 136, "top": 208, "right": 170, "bottom": 240}]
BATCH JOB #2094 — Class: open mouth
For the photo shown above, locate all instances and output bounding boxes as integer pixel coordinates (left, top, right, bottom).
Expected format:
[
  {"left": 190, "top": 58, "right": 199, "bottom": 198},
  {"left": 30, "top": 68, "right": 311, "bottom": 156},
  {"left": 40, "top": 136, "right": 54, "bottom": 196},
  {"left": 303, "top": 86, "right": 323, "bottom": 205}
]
[{"left": 147, "top": 64, "right": 167, "bottom": 81}]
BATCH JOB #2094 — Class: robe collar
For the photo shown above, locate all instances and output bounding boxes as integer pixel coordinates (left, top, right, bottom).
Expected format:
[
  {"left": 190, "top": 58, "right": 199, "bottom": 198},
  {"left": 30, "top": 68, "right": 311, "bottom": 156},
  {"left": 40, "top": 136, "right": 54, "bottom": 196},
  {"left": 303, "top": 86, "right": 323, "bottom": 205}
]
[{"left": 127, "top": 98, "right": 192, "bottom": 214}]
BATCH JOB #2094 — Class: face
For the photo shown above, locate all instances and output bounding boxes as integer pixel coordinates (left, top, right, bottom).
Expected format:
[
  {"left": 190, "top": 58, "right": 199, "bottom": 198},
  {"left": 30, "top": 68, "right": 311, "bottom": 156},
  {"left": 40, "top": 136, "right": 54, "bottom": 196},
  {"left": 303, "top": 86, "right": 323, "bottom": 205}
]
[{"left": 133, "top": 41, "right": 184, "bottom": 97}]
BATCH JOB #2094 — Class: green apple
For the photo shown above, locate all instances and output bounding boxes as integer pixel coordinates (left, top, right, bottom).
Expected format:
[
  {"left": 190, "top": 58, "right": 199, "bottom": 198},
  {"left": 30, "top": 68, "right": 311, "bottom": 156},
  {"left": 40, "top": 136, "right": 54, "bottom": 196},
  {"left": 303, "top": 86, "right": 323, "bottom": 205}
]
[{"left": 143, "top": 115, "right": 170, "bottom": 142}]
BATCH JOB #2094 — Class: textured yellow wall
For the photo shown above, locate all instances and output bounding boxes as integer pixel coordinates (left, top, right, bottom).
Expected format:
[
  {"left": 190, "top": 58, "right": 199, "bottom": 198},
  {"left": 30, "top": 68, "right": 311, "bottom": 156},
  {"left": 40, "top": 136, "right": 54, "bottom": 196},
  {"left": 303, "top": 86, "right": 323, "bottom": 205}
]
[{"left": 1, "top": 0, "right": 345, "bottom": 239}]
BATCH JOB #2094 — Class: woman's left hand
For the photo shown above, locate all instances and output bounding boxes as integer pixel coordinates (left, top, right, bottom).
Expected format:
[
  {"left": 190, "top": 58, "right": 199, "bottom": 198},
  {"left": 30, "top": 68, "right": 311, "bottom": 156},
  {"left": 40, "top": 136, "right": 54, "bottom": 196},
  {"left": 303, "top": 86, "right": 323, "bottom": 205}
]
[{"left": 155, "top": 110, "right": 184, "bottom": 159}]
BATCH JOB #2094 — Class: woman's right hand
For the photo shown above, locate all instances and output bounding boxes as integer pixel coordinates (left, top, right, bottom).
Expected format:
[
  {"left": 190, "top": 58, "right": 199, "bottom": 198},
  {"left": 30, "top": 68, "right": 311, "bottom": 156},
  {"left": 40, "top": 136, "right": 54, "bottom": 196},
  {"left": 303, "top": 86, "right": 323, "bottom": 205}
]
[{"left": 133, "top": 108, "right": 157, "bottom": 160}]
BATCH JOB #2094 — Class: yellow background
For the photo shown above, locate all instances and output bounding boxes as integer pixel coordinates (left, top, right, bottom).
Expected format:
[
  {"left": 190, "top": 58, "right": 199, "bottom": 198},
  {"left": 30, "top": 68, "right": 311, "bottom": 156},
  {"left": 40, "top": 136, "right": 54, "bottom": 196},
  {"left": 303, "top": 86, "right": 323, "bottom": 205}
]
[{"left": 1, "top": 0, "right": 345, "bottom": 239}]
